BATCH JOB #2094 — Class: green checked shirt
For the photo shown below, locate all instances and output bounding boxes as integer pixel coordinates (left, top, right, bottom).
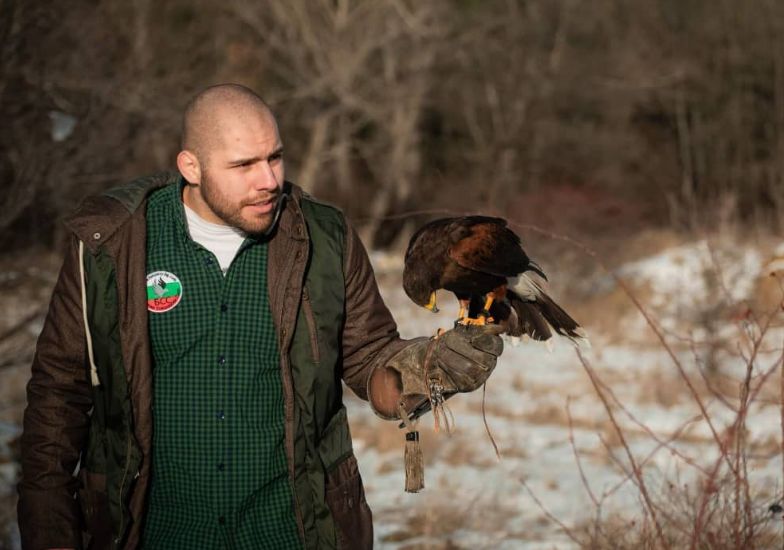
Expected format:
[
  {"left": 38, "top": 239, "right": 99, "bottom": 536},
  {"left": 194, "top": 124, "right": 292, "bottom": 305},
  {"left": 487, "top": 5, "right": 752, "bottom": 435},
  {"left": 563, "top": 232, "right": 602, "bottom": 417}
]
[{"left": 141, "top": 183, "right": 302, "bottom": 549}]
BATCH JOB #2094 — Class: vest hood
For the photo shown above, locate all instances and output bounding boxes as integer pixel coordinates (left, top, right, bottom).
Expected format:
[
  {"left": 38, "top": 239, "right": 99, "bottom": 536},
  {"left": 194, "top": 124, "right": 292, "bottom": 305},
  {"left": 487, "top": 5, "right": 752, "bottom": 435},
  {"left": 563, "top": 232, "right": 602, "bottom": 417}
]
[{"left": 64, "top": 172, "right": 304, "bottom": 253}]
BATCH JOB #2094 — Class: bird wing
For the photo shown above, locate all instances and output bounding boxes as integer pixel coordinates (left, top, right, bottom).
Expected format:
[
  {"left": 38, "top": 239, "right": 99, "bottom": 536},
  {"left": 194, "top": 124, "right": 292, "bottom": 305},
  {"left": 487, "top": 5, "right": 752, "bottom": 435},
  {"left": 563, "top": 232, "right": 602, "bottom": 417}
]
[{"left": 447, "top": 217, "right": 530, "bottom": 277}]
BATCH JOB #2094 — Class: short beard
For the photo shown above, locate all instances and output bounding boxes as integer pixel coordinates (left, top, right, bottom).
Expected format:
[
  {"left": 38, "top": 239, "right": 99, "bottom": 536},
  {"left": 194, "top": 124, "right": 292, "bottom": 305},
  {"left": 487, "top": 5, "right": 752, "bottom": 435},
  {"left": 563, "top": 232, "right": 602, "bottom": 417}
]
[{"left": 200, "top": 171, "right": 279, "bottom": 237}]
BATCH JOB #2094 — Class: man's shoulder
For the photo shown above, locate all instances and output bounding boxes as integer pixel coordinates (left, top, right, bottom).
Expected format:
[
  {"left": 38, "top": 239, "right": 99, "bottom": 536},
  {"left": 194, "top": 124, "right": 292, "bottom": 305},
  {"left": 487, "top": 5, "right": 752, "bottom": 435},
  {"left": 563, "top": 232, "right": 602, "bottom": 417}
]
[
  {"left": 101, "top": 172, "right": 178, "bottom": 213},
  {"left": 293, "top": 185, "right": 346, "bottom": 229},
  {"left": 64, "top": 172, "right": 178, "bottom": 246},
  {"left": 71, "top": 172, "right": 177, "bottom": 217}
]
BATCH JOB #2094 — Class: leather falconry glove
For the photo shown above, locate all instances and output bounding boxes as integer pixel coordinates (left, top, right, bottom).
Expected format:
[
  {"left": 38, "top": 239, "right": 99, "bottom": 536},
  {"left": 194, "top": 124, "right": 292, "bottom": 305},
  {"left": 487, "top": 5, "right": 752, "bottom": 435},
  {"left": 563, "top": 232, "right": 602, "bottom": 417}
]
[{"left": 372, "top": 324, "right": 504, "bottom": 421}]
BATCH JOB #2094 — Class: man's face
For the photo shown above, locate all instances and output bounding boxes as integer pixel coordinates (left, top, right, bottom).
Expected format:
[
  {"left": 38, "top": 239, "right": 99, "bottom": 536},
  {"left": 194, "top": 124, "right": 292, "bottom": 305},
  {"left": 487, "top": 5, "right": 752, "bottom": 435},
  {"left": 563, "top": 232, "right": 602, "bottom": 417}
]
[{"left": 197, "top": 112, "right": 285, "bottom": 236}]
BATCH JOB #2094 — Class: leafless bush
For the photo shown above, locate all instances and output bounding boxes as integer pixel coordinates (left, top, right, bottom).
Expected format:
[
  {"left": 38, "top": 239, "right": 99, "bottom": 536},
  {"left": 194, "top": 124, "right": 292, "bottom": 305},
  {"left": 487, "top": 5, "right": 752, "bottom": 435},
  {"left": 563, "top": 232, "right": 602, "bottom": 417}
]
[{"left": 516, "top": 225, "right": 784, "bottom": 549}]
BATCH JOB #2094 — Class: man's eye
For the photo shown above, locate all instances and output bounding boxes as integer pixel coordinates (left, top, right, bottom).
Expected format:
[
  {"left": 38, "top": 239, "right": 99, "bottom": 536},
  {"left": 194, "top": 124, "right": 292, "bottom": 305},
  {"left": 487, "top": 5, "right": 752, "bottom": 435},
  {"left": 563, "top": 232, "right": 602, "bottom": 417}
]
[{"left": 270, "top": 153, "right": 283, "bottom": 162}]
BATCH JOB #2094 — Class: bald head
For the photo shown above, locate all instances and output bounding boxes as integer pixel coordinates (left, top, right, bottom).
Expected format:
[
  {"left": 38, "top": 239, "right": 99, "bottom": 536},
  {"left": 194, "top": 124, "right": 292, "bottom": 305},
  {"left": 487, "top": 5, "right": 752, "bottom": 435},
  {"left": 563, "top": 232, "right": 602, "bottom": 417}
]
[
  {"left": 181, "top": 84, "right": 276, "bottom": 162},
  {"left": 177, "top": 83, "right": 285, "bottom": 235}
]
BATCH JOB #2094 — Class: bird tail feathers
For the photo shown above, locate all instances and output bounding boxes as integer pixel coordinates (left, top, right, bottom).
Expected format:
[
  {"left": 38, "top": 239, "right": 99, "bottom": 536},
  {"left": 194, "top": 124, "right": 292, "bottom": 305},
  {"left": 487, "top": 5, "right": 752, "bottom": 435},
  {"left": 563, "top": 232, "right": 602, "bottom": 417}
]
[
  {"left": 509, "top": 272, "right": 546, "bottom": 301},
  {"left": 506, "top": 288, "right": 589, "bottom": 347}
]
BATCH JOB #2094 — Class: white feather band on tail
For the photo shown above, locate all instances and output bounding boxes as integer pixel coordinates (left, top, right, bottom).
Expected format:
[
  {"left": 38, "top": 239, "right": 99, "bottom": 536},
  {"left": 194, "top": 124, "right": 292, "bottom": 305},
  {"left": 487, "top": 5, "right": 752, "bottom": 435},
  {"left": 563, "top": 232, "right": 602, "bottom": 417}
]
[
  {"left": 508, "top": 273, "right": 545, "bottom": 301},
  {"left": 506, "top": 273, "right": 591, "bottom": 349}
]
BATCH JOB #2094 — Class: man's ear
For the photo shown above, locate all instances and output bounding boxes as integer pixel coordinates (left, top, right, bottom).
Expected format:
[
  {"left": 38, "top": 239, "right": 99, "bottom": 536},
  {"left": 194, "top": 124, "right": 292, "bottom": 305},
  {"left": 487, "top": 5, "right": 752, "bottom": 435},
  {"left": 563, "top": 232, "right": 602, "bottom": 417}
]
[{"left": 177, "top": 150, "right": 201, "bottom": 184}]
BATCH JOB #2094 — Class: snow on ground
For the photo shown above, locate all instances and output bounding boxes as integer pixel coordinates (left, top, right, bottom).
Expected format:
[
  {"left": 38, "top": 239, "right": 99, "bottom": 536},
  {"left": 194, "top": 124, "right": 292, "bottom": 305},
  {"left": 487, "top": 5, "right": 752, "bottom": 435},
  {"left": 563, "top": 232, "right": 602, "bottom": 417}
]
[
  {"left": 0, "top": 239, "right": 782, "bottom": 548},
  {"left": 607, "top": 239, "right": 764, "bottom": 341},
  {"left": 616, "top": 240, "right": 762, "bottom": 312},
  {"left": 355, "top": 244, "right": 784, "bottom": 548}
]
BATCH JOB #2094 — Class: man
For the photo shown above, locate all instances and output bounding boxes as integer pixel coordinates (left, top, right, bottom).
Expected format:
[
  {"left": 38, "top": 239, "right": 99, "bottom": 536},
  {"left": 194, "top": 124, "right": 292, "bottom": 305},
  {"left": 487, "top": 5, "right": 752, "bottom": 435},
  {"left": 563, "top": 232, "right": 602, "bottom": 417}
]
[{"left": 17, "top": 84, "right": 502, "bottom": 550}]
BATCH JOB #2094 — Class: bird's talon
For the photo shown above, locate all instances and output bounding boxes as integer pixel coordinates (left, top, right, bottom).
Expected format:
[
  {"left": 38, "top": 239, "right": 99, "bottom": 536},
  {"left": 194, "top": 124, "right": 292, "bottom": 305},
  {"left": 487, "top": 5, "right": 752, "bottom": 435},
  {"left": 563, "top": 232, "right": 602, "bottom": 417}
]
[
  {"left": 480, "top": 310, "right": 495, "bottom": 324},
  {"left": 461, "top": 316, "right": 487, "bottom": 326}
]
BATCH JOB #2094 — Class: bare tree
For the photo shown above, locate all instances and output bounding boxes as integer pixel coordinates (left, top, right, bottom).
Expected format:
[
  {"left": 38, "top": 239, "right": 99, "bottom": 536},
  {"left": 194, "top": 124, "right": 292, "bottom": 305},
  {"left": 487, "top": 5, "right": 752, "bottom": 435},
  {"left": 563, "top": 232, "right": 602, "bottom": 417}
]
[{"left": 229, "top": 0, "right": 447, "bottom": 245}]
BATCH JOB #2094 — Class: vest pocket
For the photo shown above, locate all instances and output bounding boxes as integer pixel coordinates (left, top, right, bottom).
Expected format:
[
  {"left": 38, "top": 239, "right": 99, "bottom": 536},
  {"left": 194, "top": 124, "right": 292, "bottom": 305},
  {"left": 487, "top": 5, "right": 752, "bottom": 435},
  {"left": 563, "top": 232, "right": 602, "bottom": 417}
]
[
  {"left": 318, "top": 407, "right": 373, "bottom": 548},
  {"left": 324, "top": 454, "right": 373, "bottom": 550},
  {"left": 317, "top": 406, "right": 352, "bottom": 472},
  {"left": 302, "top": 287, "right": 321, "bottom": 364}
]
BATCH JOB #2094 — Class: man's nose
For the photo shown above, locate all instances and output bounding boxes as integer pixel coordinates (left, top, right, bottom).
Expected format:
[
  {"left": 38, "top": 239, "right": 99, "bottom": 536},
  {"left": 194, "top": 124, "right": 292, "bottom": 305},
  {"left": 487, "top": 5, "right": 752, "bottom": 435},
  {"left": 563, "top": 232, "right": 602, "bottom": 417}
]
[{"left": 251, "top": 161, "right": 279, "bottom": 191}]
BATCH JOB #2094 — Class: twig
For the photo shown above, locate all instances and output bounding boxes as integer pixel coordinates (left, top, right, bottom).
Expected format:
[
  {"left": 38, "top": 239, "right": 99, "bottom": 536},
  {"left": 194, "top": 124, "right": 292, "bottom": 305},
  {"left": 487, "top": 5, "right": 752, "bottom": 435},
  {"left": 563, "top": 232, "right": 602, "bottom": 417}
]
[
  {"left": 687, "top": 335, "right": 738, "bottom": 412},
  {"left": 566, "top": 397, "right": 599, "bottom": 507},
  {"left": 596, "top": 433, "right": 690, "bottom": 539},
  {"left": 518, "top": 476, "right": 584, "bottom": 546},
  {"left": 353, "top": 207, "right": 474, "bottom": 224},
  {"left": 576, "top": 348, "right": 670, "bottom": 549},
  {"left": 593, "top": 374, "right": 710, "bottom": 476},
  {"left": 602, "top": 415, "right": 702, "bottom": 499},
  {"left": 692, "top": 454, "right": 725, "bottom": 549}
]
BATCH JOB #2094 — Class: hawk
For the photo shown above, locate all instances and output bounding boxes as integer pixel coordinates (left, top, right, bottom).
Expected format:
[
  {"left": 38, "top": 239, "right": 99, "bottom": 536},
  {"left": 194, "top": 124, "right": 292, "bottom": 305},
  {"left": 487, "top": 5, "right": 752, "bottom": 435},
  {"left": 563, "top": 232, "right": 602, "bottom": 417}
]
[{"left": 403, "top": 216, "right": 585, "bottom": 344}]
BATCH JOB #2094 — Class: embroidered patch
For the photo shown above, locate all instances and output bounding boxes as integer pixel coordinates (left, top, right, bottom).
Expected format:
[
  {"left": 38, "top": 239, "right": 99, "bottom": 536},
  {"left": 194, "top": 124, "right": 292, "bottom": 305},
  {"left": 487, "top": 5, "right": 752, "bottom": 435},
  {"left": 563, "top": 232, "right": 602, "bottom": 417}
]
[{"left": 146, "top": 271, "right": 183, "bottom": 313}]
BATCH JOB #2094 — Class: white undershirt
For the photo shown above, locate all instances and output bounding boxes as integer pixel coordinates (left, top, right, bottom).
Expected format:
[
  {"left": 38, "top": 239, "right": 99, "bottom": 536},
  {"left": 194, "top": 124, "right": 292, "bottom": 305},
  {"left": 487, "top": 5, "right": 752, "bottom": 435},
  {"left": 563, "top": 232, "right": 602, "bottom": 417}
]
[{"left": 183, "top": 204, "right": 246, "bottom": 275}]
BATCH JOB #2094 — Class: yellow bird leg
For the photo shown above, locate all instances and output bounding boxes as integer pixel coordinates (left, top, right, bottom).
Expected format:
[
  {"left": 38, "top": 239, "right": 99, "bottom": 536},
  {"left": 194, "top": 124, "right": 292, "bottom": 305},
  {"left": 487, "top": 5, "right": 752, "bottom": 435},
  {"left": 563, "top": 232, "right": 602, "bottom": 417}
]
[
  {"left": 481, "top": 294, "right": 495, "bottom": 323},
  {"left": 456, "top": 299, "right": 470, "bottom": 324},
  {"left": 482, "top": 295, "right": 495, "bottom": 312},
  {"left": 424, "top": 291, "right": 439, "bottom": 313},
  {"left": 458, "top": 294, "right": 496, "bottom": 326}
]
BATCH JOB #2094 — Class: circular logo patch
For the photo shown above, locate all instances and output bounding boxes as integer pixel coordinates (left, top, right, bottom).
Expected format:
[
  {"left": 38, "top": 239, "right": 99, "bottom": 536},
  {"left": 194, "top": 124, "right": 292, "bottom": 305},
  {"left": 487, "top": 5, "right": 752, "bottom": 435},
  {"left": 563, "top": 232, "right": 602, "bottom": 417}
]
[{"left": 146, "top": 271, "right": 183, "bottom": 313}]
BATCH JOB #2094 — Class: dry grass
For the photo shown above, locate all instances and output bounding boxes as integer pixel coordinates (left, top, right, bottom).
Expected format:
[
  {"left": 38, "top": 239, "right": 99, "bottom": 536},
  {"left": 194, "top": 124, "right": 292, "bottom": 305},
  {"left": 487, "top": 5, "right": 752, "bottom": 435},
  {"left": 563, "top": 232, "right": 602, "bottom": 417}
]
[
  {"left": 511, "top": 227, "right": 784, "bottom": 549},
  {"left": 378, "top": 496, "right": 520, "bottom": 549},
  {"left": 575, "top": 476, "right": 783, "bottom": 549}
]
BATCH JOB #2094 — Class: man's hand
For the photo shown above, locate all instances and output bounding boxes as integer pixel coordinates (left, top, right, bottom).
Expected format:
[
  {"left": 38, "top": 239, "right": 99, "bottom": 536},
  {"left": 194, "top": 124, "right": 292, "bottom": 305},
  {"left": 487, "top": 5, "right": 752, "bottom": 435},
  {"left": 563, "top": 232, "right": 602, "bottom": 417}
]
[
  {"left": 428, "top": 324, "right": 504, "bottom": 392},
  {"left": 368, "top": 324, "right": 503, "bottom": 420}
]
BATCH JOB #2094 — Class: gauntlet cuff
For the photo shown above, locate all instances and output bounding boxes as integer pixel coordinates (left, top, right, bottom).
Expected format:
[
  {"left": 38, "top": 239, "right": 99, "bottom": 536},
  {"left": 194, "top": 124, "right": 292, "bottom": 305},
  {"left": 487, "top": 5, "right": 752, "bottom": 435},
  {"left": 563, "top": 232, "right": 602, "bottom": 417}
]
[{"left": 367, "top": 337, "right": 430, "bottom": 420}]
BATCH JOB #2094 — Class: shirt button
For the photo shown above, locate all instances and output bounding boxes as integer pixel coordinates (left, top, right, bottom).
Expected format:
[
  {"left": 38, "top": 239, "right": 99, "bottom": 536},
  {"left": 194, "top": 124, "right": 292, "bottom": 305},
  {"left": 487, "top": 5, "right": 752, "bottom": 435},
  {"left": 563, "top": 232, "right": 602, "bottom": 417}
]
[
  {"left": 217, "top": 355, "right": 226, "bottom": 366},
  {"left": 216, "top": 410, "right": 225, "bottom": 420},
  {"left": 217, "top": 463, "right": 225, "bottom": 471},
  {"left": 218, "top": 516, "right": 226, "bottom": 525},
  {"left": 220, "top": 303, "right": 228, "bottom": 313},
  {"left": 205, "top": 258, "right": 213, "bottom": 266}
]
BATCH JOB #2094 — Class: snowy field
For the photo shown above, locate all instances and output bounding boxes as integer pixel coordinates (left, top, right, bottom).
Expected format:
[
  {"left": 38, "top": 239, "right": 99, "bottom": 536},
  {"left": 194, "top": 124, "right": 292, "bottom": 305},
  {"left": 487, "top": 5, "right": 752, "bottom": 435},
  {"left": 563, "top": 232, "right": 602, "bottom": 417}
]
[
  {"left": 354, "top": 241, "right": 784, "bottom": 548},
  {"left": 1, "top": 236, "right": 783, "bottom": 548}
]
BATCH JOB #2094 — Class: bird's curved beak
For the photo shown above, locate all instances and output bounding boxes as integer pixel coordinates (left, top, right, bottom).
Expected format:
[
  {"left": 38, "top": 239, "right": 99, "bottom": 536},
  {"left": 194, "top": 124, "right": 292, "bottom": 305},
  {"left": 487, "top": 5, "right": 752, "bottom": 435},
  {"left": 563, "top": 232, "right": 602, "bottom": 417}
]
[{"left": 424, "top": 291, "right": 439, "bottom": 313}]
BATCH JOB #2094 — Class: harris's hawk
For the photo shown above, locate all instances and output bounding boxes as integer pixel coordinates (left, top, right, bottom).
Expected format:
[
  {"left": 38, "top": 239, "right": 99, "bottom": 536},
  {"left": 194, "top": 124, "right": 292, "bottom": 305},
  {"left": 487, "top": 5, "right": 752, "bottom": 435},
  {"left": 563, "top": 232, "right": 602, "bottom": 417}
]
[{"left": 403, "top": 216, "right": 585, "bottom": 344}]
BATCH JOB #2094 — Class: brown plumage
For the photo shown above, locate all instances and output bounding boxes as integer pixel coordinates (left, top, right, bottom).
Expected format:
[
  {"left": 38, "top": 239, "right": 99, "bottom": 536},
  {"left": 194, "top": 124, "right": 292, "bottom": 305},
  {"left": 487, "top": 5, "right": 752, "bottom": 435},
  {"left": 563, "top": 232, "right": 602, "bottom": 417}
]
[{"left": 403, "top": 216, "right": 585, "bottom": 344}]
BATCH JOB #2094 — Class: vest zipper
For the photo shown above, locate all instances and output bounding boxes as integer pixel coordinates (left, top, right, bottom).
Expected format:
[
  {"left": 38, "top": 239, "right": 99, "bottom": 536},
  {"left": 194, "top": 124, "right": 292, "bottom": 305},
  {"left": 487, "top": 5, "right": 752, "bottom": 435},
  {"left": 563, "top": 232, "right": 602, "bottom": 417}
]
[
  {"left": 302, "top": 288, "right": 320, "bottom": 363},
  {"left": 276, "top": 237, "right": 307, "bottom": 542},
  {"left": 113, "top": 430, "right": 134, "bottom": 547}
]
